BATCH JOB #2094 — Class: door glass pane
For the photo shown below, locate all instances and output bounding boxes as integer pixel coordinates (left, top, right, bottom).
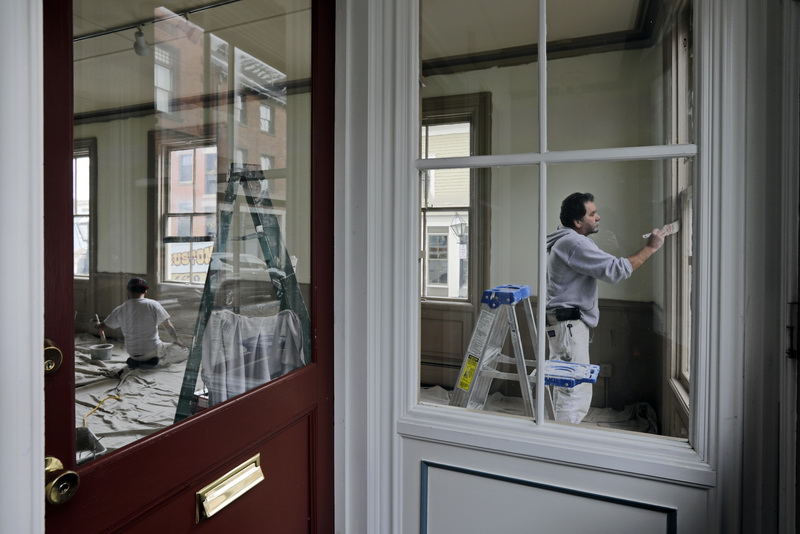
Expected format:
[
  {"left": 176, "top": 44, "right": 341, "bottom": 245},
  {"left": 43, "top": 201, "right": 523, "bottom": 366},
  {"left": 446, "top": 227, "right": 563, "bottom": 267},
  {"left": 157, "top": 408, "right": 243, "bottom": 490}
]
[
  {"left": 546, "top": 0, "right": 694, "bottom": 150},
  {"left": 420, "top": 0, "right": 540, "bottom": 156},
  {"left": 72, "top": 0, "right": 312, "bottom": 463}
]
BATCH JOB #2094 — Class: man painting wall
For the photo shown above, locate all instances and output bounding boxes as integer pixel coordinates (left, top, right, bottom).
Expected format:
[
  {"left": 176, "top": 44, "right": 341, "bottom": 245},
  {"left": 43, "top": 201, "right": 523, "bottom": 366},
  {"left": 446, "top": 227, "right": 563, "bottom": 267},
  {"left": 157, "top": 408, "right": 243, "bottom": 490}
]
[{"left": 546, "top": 192, "right": 665, "bottom": 423}]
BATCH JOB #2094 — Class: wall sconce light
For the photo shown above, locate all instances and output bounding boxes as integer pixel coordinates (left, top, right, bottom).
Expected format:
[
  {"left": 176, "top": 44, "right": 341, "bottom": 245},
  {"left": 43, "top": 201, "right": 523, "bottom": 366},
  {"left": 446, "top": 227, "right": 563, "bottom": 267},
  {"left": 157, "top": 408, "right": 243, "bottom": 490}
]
[
  {"left": 450, "top": 212, "right": 468, "bottom": 244},
  {"left": 133, "top": 26, "right": 150, "bottom": 56}
]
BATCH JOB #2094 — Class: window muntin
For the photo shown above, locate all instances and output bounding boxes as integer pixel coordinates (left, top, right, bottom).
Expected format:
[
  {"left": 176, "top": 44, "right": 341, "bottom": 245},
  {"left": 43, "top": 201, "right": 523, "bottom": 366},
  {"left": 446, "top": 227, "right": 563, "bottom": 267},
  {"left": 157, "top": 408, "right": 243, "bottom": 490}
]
[{"left": 418, "top": 0, "right": 694, "bottom": 439}]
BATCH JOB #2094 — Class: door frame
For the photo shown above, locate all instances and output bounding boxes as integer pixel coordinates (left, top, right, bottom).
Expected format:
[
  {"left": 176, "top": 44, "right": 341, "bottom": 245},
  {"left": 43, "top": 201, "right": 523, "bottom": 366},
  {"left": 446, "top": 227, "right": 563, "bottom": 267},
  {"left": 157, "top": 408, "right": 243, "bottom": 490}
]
[{"left": 1, "top": 0, "right": 46, "bottom": 532}]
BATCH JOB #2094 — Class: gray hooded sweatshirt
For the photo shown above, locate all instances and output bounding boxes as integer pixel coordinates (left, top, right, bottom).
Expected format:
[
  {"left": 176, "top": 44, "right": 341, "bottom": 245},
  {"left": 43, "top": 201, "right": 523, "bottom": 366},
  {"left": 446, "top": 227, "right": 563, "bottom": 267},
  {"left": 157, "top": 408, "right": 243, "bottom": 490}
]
[{"left": 546, "top": 226, "right": 633, "bottom": 328}]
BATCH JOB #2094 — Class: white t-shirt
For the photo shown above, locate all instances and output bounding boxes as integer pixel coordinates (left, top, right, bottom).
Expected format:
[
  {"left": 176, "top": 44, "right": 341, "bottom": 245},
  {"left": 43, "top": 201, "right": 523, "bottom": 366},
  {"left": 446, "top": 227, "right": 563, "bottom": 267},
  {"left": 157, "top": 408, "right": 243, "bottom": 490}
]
[{"left": 104, "top": 298, "right": 170, "bottom": 356}]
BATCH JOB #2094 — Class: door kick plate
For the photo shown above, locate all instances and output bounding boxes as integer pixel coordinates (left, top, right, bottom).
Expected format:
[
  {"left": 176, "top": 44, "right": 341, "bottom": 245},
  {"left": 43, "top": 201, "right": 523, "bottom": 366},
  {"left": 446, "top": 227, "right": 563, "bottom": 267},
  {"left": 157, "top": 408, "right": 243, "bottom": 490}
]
[{"left": 196, "top": 454, "right": 264, "bottom": 523}]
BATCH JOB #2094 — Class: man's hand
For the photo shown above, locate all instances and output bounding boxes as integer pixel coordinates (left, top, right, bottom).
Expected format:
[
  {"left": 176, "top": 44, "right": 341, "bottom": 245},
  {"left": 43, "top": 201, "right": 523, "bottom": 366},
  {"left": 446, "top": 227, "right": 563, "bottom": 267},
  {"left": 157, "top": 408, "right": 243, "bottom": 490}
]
[
  {"left": 645, "top": 228, "right": 665, "bottom": 251},
  {"left": 628, "top": 228, "right": 664, "bottom": 271}
]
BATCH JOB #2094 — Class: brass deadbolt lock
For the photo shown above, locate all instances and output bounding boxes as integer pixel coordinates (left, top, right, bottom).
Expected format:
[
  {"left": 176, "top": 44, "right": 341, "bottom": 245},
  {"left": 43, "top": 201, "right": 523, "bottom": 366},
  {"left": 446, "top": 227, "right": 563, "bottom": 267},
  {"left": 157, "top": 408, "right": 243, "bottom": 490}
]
[
  {"left": 45, "top": 456, "right": 79, "bottom": 505},
  {"left": 44, "top": 339, "right": 63, "bottom": 375}
]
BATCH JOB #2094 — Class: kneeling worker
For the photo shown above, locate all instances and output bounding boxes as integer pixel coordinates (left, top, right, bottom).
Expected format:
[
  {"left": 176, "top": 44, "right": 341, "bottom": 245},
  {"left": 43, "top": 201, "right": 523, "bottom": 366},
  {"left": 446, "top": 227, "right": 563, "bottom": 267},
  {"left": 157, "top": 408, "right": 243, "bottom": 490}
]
[
  {"left": 546, "top": 193, "right": 664, "bottom": 424},
  {"left": 95, "top": 278, "right": 184, "bottom": 369}
]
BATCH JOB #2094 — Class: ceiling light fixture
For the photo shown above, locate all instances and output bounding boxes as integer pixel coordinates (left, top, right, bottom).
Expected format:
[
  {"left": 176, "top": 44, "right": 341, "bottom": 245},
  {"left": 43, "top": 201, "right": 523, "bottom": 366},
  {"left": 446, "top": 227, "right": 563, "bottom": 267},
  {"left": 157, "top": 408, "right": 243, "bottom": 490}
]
[{"left": 133, "top": 26, "right": 150, "bottom": 56}]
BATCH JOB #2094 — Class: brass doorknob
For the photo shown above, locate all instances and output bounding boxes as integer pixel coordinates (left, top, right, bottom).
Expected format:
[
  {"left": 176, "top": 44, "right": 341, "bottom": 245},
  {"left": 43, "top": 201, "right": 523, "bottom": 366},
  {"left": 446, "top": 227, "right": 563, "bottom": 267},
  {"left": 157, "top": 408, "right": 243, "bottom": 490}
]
[
  {"left": 44, "top": 339, "right": 63, "bottom": 375},
  {"left": 45, "top": 456, "right": 79, "bottom": 505}
]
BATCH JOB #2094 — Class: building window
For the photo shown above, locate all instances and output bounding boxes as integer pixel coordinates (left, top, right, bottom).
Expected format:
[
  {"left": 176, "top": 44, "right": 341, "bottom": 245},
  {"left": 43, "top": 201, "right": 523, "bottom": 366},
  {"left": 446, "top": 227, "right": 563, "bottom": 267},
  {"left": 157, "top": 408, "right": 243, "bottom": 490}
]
[
  {"left": 235, "top": 148, "right": 248, "bottom": 166},
  {"left": 235, "top": 90, "right": 247, "bottom": 124},
  {"left": 163, "top": 144, "right": 217, "bottom": 285},
  {"left": 427, "top": 232, "right": 449, "bottom": 286},
  {"left": 260, "top": 154, "right": 274, "bottom": 171},
  {"left": 72, "top": 139, "right": 95, "bottom": 277},
  {"left": 260, "top": 103, "right": 274, "bottom": 134},
  {"left": 154, "top": 45, "right": 176, "bottom": 113},
  {"left": 419, "top": 93, "right": 490, "bottom": 388},
  {"left": 418, "top": 1, "right": 695, "bottom": 438},
  {"left": 179, "top": 153, "right": 193, "bottom": 183},
  {"left": 420, "top": 123, "right": 470, "bottom": 299},
  {"left": 205, "top": 152, "right": 217, "bottom": 194}
]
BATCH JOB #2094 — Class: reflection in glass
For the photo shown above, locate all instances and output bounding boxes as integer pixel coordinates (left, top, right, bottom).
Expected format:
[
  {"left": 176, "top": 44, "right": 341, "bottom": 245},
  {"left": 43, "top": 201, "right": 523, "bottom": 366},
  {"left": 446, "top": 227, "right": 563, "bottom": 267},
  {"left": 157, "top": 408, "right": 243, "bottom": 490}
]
[{"left": 72, "top": 0, "right": 312, "bottom": 463}]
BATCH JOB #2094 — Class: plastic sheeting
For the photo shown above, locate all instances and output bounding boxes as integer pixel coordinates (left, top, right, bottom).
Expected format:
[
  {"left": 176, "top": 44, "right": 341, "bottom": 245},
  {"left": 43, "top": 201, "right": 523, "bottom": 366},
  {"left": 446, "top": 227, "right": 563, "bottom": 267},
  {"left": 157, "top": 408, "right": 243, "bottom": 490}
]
[
  {"left": 74, "top": 334, "right": 190, "bottom": 456},
  {"left": 201, "top": 309, "right": 305, "bottom": 407}
]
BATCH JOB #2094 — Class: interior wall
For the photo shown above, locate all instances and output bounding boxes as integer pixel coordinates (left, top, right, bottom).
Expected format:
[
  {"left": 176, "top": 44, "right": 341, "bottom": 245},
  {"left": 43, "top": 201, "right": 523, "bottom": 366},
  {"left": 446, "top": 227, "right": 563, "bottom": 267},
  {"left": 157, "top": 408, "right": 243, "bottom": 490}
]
[{"left": 75, "top": 117, "right": 154, "bottom": 275}]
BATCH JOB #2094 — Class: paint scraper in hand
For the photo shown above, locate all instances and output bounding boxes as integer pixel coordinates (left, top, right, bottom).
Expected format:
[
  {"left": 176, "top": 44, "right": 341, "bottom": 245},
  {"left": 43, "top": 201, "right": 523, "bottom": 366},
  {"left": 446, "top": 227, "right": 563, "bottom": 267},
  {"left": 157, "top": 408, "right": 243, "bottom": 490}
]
[{"left": 642, "top": 221, "right": 680, "bottom": 239}]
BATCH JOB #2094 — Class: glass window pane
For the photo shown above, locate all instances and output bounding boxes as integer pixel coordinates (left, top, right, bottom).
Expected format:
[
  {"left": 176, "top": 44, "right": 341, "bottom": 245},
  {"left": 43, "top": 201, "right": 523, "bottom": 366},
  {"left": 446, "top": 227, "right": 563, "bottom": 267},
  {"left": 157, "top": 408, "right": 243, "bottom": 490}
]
[
  {"left": 73, "top": 215, "right": 90, "bottom": 276},
  {"left": 420, "top": 0, "right": 540, "bottom": 156},
  {"left": 546, "top": 1, "right": 694, "bottom": 150},
  {"left": 545, "top": 160, "right": 691, "bottom": 435},
  {"left": 421, "top": 166, "right": 542, "bottom": 415},
  {"left": 73, "top": 155, "right": 90, "bottom": 212},
  {"left": 420, "top": 160, "right": 693, "bottom": 437},
  {"left": 72, "top": 0, "right": 313, "bottom": 463}
]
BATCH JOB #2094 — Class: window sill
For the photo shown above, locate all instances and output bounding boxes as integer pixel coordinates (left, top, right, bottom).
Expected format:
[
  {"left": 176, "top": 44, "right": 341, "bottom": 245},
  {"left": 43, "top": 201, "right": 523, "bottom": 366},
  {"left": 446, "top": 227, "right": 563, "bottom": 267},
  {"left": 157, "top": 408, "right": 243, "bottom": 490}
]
[
  {"left": 398, "top": 402, "right": 715, "bottom": 488},
  {"left": 420, "top": 298, "right": 472, "bottom": 310}
]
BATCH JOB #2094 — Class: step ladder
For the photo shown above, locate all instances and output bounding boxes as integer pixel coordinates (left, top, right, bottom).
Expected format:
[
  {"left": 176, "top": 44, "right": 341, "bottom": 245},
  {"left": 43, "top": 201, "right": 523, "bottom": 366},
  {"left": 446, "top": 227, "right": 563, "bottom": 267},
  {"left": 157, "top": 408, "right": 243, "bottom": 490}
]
[
  {"left": 174, "top": 163, "right": 311, "bottom": 422},
  {"left": 449, "top": 284, "right": 600, "bottom": 420}
]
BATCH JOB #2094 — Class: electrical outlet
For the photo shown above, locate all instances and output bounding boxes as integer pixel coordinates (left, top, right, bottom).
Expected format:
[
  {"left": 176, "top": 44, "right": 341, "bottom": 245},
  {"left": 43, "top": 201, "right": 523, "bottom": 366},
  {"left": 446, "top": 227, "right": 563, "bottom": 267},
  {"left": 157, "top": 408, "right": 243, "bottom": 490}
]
[{"left": 598, "top": 363, "right": 613, "bottom": 378}]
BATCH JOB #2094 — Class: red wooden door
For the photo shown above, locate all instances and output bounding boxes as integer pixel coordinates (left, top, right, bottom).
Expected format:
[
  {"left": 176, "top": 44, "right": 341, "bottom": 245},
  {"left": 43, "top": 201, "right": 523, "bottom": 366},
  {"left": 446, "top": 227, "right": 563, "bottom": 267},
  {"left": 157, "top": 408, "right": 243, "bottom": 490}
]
[{"left": 43, "top": 0, "right": 334, "bottom": 531}]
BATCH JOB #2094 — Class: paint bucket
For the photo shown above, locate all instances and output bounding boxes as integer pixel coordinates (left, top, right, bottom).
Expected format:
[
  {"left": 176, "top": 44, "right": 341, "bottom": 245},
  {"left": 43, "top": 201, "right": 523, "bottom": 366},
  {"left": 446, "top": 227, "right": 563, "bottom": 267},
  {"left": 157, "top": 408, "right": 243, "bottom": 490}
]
[
  {"left": 76, "top": 426, "right": 107, "bottom": 464},
  {"left": 89, "top": 343, "right": 113, "bottom": 360}
]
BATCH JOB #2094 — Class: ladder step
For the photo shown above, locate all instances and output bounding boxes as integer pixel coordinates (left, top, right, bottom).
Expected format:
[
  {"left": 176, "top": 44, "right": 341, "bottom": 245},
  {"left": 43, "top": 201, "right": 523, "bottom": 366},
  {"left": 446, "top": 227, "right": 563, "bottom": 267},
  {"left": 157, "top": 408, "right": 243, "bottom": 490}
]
[{"left": 538, "top": 361, "right": 600, "bottom": 388}]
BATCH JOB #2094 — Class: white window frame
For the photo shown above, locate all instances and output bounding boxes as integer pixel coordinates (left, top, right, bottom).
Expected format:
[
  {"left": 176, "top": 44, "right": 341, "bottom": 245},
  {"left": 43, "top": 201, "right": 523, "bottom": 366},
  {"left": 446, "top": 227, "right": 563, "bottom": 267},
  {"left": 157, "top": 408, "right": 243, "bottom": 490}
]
[
  {"left": 336, "top": 0, "right": 751, "bottom": 529},
  {"left": 413, "top": 0, "right": 703, "bottom": 442}
]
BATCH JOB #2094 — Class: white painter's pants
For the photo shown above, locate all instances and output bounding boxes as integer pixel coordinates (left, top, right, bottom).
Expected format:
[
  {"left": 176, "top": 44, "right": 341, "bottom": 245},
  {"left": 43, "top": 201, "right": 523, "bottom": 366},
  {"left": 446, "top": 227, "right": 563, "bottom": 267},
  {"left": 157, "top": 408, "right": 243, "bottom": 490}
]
[{"left": 546, "top": 319, "right": 591, "bottom": 424}]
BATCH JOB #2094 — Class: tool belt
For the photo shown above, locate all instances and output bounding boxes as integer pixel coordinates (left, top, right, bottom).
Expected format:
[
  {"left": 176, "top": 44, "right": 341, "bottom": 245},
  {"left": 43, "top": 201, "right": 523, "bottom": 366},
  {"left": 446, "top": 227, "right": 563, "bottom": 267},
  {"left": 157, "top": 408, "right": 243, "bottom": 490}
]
[{"left": 546, "top": 307, "right": 581, "bottom": 325}]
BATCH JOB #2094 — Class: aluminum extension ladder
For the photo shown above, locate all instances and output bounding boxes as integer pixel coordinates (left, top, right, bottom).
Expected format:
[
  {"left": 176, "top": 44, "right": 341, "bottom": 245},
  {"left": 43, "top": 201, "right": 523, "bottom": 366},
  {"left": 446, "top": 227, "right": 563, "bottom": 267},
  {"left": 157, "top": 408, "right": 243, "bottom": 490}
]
[{"left": 449, "top": 284, "right": 600, "bottom": 420}]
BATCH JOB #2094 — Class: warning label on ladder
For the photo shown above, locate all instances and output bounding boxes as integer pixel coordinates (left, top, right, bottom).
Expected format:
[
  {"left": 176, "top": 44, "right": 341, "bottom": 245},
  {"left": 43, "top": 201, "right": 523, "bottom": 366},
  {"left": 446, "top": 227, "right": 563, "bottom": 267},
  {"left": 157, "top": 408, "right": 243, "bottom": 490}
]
[
  {"left": 457, "top": 355, "right": 480, "bottom": 391},
  {"left": 466, "top": 310, "right": 494, "bottom": 356}
]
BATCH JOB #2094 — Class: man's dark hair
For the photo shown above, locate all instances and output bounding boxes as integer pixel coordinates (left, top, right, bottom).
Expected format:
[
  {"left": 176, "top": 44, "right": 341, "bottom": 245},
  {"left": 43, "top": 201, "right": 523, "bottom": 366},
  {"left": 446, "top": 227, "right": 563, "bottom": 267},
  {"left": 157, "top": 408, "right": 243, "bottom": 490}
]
[{"left": 560, "top": 192, "right": 595, "bottom": 229}]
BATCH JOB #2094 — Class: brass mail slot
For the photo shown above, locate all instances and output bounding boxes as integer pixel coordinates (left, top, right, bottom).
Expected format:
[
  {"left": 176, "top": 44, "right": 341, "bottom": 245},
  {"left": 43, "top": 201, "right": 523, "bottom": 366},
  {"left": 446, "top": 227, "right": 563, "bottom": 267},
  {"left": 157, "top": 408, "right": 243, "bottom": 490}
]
[{"left": 196, "top": 454, "right": 265, "bottom": 523}]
